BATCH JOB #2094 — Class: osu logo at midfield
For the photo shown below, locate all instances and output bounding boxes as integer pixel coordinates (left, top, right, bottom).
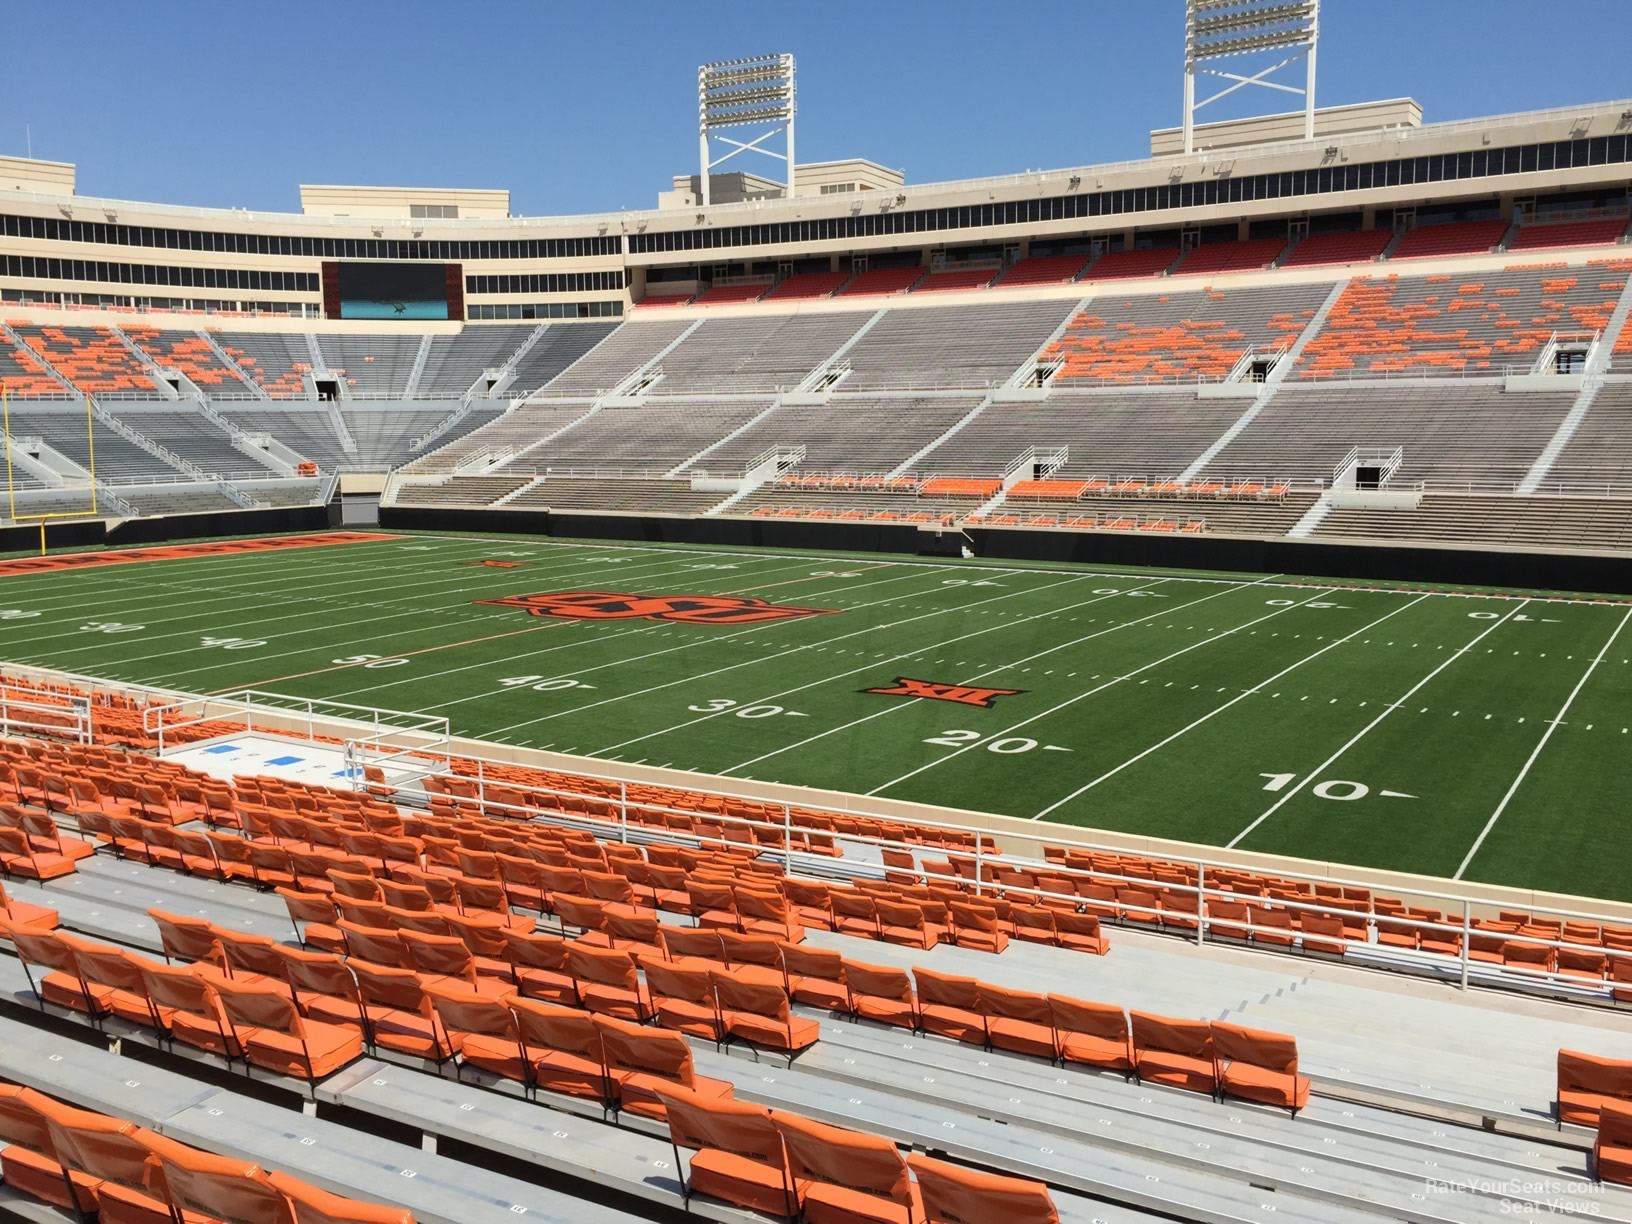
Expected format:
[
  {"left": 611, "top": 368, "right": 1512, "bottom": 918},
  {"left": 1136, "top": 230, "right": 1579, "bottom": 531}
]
[
  {"left": 475, "top": 590, "right": 837, "bottom": 625},
  {"left": 864, "top": 677, "right": 1023, "bottom": 708}
]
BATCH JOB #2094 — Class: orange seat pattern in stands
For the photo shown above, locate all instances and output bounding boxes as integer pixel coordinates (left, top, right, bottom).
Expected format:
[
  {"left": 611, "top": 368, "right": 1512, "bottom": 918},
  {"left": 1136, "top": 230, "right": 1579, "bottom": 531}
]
[
  {"left": 217, "top": 345, "right": 308, "bottom": 397},
  {"left": 10, "top": 326, "right": 158, "bottom": 394},
  {"left": 918, "top": 477, "right": 1001, "bottom": 497},
  {"left": 1041, "top": 291, "right": 1309, "bottom": 384},
  {"left": 123, "top": 328, "right": 247, "bottom": 390},
  {"left": 1297, "top": 272, "right": 1623, "bottom": 377}
]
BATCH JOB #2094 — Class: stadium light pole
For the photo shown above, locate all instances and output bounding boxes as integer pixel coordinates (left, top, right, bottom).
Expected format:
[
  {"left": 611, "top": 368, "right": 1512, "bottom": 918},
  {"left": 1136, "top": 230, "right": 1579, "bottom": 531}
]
[
  {"left": 1183, "top": 0, "right": 1319, "bottom": 154},
  {"left": 697, "top": 54, "right": 796, "bottom": 207}
]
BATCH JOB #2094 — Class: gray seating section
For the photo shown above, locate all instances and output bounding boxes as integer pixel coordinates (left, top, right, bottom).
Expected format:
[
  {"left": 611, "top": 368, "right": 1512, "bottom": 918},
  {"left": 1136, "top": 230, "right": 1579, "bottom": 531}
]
[
  {"left": 1049, "top": 281, "right": 1329, "bottom": 384},
  {"left": 651, "top": 312, "right": 870, "bottom": 393},
  {"left": 839, "top": 299, "right": 1075, "bottom": 390},
  {"left": 313, "top": 332, "right": 423, "bottom": 396},
  {"left": 1550, "top": 378, "right": 1632, "bottom": 489},
  {"left": 515, "top": 402, "right": 771, "bottom": 472},
  {"left": 729, "top": 485, "right": 989, "bottom": 521},
  {"left": 6, "top": 406, "right": 189, "bottom": 482},
  {"left": 1314, "top": 493, "right": 1632, "bottom": 552},
  {"left": 402, "top": 401, "right": 596, "bottom": 473},
  {"left": 1294, "top": 266, "right": 1621, "bottom": 379},
  {"left": 109, "top": 405, "right": 278, "bottom": 476},
  {"left": 213, "top": 331, "right": 313, "bottom": 398},
  {"left": 918, "top": 391, "right": 1246, "bottom": 478},
  {"left": 221, "top": 407, "right": 348, "bottom": 469},
  {"left": 417, "top": 324, "right": 536, "bottom": 396},
  {"left": 532, "top": 320, "right": 693, "bottom": 395},
  {"left": 113, "top": 483, "right": 241, "bottom": 516},
  {"left": 508, "top": 321, "right": 622, "bottom": 394},
  {"left": 685, "top": 396, "right": 985, "bottom": 475},
  {"left": 394, "top": 474, "right": 538, "bottom": 506},
  {"left": 340, "top": 404, "right": 460, "bottom": 467},
  {"left": 0, "top": 338, "right": 69, "bottom": 395},
  {"left": 246, "top": 480, "right": 326, "bottom": 508},
  {"left": 1200, "top": 385, "right": 1578, "bottom": 487},
  {"left": 504, "top": 477, "right": 726, "bottom": 515}
]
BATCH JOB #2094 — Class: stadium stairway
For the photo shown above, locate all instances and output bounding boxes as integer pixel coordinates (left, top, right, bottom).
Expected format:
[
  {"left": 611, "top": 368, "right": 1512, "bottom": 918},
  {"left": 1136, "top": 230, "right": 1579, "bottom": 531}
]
[{"left": 1519, "top": 271, "right": 1632, "bottom": 492}]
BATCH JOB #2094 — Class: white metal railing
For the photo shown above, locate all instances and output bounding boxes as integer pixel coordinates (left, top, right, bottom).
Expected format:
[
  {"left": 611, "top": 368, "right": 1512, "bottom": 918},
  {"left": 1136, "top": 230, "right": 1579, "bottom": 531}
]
[
  {"left": 7, "top": 654, "right": 1632, "bottom": 1005},
  {"left": 0, "top": 684, "right": 90, "bottom": 745},
  {"left": 434, "top": 757, "right": 1632, "bottom": 1004}
]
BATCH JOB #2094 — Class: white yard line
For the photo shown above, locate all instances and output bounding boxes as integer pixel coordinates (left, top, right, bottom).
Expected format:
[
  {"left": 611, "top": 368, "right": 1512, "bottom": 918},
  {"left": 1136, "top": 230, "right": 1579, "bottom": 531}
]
[
  {"left": 866, "top": 587, "right": 1342, "bottom": 797},
  {"left": 1030, "top": 592, "right": 1433, "bottom": 820},
  {"left": 322, "top": 558, "right": 921, "bottom": 701},
  {"left": 132, "top": 550, "right": 823, "bottom": 680},
  {"left": 486, "top": 571, "right": 1105, "bottom": 743},
  {"left": 720, "top": 579, "right": 1230, "bottom": 774},
  {"left": 438, "top": 565, "right": 1040, "bottom": 730},
  {"left": 1225, "top": 599, "right": 1534, "bottom": 849},
  {"left": 1453, "top": 604, "right": 1632, "bottom": 879}
]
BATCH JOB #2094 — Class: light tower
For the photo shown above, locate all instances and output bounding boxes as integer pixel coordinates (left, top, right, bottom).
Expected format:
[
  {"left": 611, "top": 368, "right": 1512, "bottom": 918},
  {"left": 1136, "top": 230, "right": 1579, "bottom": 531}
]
[
  {"left": 697, "top": 53, "right": 796, "bottom": 207},
  {"left": 1183, "top": 0, "right": 1320, "bottom": 154}
]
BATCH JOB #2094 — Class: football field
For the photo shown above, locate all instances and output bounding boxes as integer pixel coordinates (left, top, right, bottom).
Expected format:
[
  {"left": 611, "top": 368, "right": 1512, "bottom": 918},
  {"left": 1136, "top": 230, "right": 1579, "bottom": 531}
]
[{"left": 2, "top": 528, "right": 1630, "bottom": 902}]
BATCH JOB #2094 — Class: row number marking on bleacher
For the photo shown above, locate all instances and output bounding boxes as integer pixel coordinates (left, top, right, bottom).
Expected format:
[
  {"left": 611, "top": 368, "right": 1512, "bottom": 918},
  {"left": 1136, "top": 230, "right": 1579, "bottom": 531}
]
[{"left": 685, "top": 697, "right": 807, "bottom": 719}]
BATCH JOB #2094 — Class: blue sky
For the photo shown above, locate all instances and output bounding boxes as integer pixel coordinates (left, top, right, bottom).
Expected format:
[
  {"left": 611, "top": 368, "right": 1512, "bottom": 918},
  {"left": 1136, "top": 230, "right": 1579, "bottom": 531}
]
[{"left": 5, "top": 1, "right": 1629, "bottom": 217}]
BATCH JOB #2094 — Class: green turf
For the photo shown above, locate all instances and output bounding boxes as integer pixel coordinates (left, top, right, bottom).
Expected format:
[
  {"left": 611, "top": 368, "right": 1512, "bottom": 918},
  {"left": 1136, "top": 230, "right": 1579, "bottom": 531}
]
[{"left": 3, "top": 528, "right": 1631, "bottom": 902}]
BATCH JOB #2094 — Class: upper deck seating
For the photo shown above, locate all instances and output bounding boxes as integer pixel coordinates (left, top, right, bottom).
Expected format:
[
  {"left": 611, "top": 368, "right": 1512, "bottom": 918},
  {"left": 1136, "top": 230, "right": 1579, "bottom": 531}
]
[
  {"left": 840, "top": 300, "right": 1073, "bottom": 391},
  {"left": 839, "top": 266, "right": 924, "bottom": 297},
  {"left": 9, "top": 326, "right": 159, "bottom": 394},
  {"left": 313, "top": 333, "right": 422, "bottom": 397},
  {"left": 763, "top": 271, "right": 848, "bottom": 301},
  {"left": 417, "top": 325, "right": 534, "bottom": 396},
  {"left": 215, "top": 332, "right": 312, "bottom": 398},
  {"left": 1080, "top": 248, "right": 1179, "bottom": 281},
  {"left": 505, "top": 322, "right": 619, "bottom": 394},
  {"left": 1042, "top": 283, "right": 1327, "bottom": 384},
  {"left": 0, "top": 324, "right": 68, "bottom": 396},
  {"left": 915, "top": 266, "right": 998, "bottom": 293},
  {"left": 1169, "top": 238, "right": 1286, "bottom": 277},
  {"left": 1510, "top": 216, "right": 1630, "bottom": 251},
  {"left": 995, "top": 254, "right": 1089, "bottom": 288},
  {"left": 1295, "top": 268, "right": 1622, "bottom": 378},
  {"left": 691, "top": 283, "right": 771, "bottom": 306},
  {"left": 1280, "top": 229, "right": 1392, "bottom": 268},
  {"left": 1389, "top": 219, "right": 1509, "bottom": 261},
  {"left": 124, "top": 328, "right": 253, "bottom": 392},
  {"left": 647, "top": 313, "right": 869, "bottom": 393},
  {"left": 534, "top": 320, "right": 690, "bottom": 396}
]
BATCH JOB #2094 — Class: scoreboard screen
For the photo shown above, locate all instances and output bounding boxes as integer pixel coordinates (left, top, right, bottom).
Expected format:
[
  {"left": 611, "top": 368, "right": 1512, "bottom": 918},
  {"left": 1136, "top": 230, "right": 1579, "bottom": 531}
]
[{"left": 327, "top": 262, "right": 462, "bottom": 320}]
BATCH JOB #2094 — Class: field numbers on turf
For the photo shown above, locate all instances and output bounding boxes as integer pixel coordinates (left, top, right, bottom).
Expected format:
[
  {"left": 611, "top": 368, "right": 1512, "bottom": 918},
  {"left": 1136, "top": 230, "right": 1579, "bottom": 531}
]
[
  {"left": 686, "top": 698, "right": 807, "bottom": 719},
  {"left": 811, "top": 570, "right": 863, "bottom": 578},
  {"left": 200, "top": 636, "right": 266, "bottom": 651},
  {"left": 499, "top": 675, "right": 594, "bottom": 691},
  {"left": 942, "top": 579, "right": 1004, "bottom": 588},
  {"left": 80, "top": 622, "right": 143, "bottom": 634},
  {"left": 925, "top": 730, "right": 1071, "bottom": 754},
  {"left": 0, "top": 609, "right": 40, "bottom": 619},
  {"left": 583, "top": 556, "right": 631, "bottom": 564},
  {"left": 1265, "top": 599, "right": 1343, "bottom": 608},
  {"left": 688, "top": 563, "right": 739, "bottom": 571},
  {"left": 335, "top": 653, "right": 410, "bottom": 669},
  {"left": 1467, "top": 611, "right": 1557, "bottom": 622},
  {"left": 1259, "top": 772, "right": 1416, "bottom": 802}
]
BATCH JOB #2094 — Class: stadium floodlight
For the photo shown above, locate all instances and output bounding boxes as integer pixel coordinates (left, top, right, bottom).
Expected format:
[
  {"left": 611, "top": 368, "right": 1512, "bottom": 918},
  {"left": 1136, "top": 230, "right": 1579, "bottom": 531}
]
[
  {"left": 698, "top": 53, "right": 795, "bottom": 207},
  {"left": 1183, "top": 0, "right": 1319, "bottom": 154}
]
